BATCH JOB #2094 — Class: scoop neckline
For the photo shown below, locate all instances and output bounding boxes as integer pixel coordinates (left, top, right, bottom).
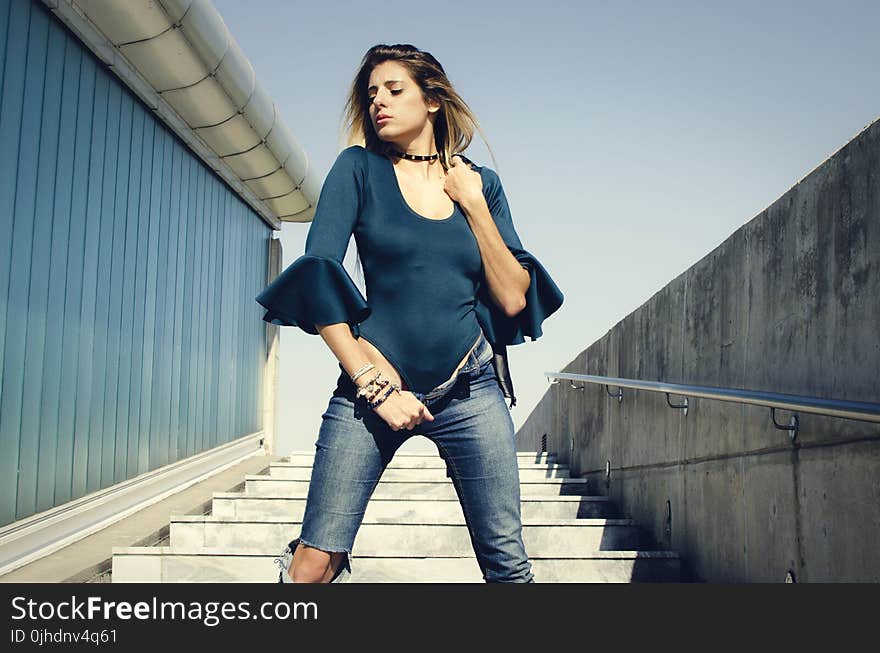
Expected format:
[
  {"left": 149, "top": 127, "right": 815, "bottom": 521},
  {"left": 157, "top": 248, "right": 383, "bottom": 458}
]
[{"left": 387, "top": 156, "right": 458, "bottom": 222}]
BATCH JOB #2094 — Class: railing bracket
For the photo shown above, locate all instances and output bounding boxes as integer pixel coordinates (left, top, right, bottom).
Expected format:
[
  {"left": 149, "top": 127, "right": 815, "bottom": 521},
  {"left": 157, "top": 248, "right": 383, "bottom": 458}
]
[
  {"left": 605, "top": 385, "right": 623, "bottom": 403},
  {"left": 771, "top": 407, "right": 799, "bottom": 441},
  {"left": 542, "top": 372, "right": 880, "bottom": 438},
  {"left": 569, "top": 381, "right": 585, "bottom": 391},
  {"left": 666, "top": 393, "right": 689, "bottom": 415}
]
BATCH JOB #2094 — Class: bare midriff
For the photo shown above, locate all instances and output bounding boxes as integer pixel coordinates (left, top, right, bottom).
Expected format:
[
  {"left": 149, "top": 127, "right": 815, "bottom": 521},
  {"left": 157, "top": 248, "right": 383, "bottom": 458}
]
[{"left": 356, "top": 332, "right": 481, "bottom": 393}]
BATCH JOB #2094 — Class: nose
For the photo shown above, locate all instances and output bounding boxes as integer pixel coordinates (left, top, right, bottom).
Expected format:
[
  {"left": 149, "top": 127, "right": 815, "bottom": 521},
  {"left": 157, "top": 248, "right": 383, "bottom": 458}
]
[{"left": 372, "top": 90, "right": 388, "bottom": 110}]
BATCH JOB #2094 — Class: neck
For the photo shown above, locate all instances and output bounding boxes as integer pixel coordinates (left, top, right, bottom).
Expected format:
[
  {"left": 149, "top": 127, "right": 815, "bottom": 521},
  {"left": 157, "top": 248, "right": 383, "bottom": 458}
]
[{"left": 388, "top": 132, "right": 437, "bottom": 158}]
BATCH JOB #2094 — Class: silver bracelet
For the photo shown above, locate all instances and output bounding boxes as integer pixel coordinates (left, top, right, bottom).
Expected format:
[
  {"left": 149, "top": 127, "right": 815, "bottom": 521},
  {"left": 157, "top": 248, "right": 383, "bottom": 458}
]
[
  {"left": 355, "top": 370, "right": 384, "bottom": 401},
  {"left": 351, "top": 362, "right": 375, "bottom": 383}
]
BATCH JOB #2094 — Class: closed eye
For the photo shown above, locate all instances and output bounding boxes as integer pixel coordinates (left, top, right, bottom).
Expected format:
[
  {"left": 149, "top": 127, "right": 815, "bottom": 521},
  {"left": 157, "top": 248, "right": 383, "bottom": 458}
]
[{"left": 368, "top": 89, "right": 403, "bottom": 101}]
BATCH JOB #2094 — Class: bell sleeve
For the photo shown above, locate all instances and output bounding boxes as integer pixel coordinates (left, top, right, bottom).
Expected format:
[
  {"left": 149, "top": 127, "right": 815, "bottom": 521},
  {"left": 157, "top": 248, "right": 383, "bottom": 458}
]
[
  {"left": 255, "top": 146, "right": 370, "bottom": 335},
  {"left": 473, "top": 166, "right": 564, "bottom": 347}
]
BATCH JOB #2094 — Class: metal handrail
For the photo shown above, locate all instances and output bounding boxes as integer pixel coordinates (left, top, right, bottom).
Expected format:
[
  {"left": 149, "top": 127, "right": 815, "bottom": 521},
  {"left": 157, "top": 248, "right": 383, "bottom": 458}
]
[{"left": 545, "top": 371, "right": 880, "bottom": 441}]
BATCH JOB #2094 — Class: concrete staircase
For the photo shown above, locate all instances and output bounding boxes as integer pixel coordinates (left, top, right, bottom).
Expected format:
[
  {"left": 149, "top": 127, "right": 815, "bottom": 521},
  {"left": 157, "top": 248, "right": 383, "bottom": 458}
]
[{"left": 111, "top": 451, "right": 683, "bottom": 582}]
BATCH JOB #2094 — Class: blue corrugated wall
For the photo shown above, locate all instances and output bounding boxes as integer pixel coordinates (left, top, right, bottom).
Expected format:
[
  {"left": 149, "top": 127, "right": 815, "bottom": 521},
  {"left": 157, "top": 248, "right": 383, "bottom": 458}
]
[{"left": 0, "top": 0, "right": 271, "bottom": 526}]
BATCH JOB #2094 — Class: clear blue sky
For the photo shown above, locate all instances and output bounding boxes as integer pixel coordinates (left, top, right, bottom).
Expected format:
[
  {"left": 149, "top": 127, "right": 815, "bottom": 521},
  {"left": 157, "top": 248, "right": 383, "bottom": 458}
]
[{"left": 213, "top": 0, "right": 880, "bottom": 454}]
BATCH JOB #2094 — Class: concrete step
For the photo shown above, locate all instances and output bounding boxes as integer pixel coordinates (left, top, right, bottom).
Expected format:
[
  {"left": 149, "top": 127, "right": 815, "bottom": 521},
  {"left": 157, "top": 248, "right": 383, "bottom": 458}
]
[
  {"left": 244, "top": 476, "right": 592, "bottom": 498},
  {"left": 267, "top": 462, "right": 572, "bottom": 482},
  {"left": 111, "top": 546, "right": 681, "bottom": 583},
  {"left": 210, "top": 493, "right": 617, "bottom": 520},
  {"left": 168, "top": 516, "right": 645, "bottom": 554},
  {"left": 284, "top": 451, "right": 559, "bottom": 468},
  {"left": 109, "top": 449, "right": 685, "bottom": 583}
]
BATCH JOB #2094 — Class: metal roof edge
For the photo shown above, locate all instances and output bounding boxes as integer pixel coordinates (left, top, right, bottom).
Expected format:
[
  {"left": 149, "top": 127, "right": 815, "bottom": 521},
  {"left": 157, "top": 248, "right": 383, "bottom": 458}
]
[{"left": 41, "top": 0, "right": 322, "bottom": 230}]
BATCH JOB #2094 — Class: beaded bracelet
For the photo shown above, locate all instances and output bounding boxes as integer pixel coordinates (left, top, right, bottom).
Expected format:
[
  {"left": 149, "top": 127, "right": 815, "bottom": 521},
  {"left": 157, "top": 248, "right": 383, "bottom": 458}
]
[
  {"left": 362, "top": 375, "right": 388, "bottom": 401},
  {"left": 351, "top": 366, "right": 400, "bottom": 411},
  {"left": 368, "top": 382, "right": 400, "bottom": 410},
  {"left": 355, "top": 370, "right": 384, "bottom": 401}
]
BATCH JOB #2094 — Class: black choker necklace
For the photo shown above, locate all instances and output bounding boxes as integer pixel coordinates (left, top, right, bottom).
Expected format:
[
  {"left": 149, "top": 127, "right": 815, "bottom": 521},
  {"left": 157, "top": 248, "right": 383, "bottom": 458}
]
[{"left": 391, "top": 148, "right": 439, "bottom": 162}]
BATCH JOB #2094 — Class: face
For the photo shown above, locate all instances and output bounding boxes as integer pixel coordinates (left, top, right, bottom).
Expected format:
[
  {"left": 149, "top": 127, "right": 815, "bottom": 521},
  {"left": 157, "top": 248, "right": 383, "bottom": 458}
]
[{"left": 367, "top": 60, "right": 439, "bottom": 143}]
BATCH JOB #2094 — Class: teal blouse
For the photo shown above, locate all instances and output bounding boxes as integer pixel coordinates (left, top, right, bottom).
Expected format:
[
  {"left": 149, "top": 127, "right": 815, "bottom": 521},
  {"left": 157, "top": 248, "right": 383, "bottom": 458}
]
[{"left": 255, "top": 145, "right": 563, "bottom": 396}]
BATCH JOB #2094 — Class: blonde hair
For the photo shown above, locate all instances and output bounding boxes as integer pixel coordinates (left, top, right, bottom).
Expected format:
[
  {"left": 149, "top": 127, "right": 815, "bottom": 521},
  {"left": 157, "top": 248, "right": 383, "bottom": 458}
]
[
  {"left": 339, "top": 43, "right": 498, "bottom": 171},
  {"left": 337, "top": 43, "right": 500, "bottom": 285}
]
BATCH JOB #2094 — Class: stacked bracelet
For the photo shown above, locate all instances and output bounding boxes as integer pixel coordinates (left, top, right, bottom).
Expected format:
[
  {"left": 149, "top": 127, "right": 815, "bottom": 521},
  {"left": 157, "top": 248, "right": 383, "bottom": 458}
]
[
  {"left": 351, "top": 362, "right": 374, "bottom": 383},
  {"left": 350, "top": 362, "right": 400, "bottom": 411},
  {"left": 368, "top": 382, "right": 399, "bottom": 410},
  {"left": 354, "top": 368, "right": 383, "bottom": 401}
]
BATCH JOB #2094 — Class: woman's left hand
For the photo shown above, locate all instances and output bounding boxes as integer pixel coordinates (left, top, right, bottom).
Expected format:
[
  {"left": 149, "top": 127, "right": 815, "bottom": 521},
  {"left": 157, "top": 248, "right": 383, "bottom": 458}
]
[{"left": 444, "top": 155, "right": 483, "bottom": 207}]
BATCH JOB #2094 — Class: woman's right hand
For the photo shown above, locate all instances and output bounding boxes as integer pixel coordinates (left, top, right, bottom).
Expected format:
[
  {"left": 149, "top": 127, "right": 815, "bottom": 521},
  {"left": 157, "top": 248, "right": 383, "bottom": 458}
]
[{"left": 371, "top": 389, "right": 435, "bottom": 431}]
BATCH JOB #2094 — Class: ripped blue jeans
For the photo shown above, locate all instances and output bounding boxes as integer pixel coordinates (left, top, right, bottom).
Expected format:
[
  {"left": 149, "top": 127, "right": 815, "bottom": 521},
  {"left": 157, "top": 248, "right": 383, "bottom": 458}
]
[{"left": 296, "top": 329, "right": 535, "bottom": 583}]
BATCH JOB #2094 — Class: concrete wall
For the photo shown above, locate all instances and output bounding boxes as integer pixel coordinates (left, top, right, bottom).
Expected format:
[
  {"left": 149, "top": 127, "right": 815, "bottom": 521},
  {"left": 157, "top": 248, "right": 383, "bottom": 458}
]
[{"left": 517, "top": 116, "right": 880, "bottom": 582}]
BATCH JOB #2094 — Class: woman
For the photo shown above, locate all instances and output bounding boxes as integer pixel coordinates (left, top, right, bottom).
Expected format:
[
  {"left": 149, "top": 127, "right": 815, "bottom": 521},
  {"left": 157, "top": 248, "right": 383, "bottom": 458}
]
[{"left": 256, "top": 44, "right": 563, "bottom": 583}]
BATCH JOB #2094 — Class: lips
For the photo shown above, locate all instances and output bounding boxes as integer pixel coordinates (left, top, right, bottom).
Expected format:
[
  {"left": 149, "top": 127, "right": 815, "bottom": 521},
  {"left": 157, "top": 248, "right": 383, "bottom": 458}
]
[{"left": 377, "top": 114, "right": 391, "bottom": 122}]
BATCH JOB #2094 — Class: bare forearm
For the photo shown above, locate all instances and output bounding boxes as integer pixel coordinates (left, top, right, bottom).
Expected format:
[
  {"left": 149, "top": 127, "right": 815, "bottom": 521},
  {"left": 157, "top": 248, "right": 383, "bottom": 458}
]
[
  {"left": 459, "top": 196, "right": 530, "bottom": 317},
  {"left": 315, "top": 322, "right": 393, "bottom": 390}
]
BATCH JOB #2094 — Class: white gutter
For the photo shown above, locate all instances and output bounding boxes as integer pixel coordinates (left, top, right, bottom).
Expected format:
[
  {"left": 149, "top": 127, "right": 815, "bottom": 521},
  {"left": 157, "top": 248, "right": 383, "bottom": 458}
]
[{"left": 40, "top": 0, "right": 323, "bottom": 228}]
